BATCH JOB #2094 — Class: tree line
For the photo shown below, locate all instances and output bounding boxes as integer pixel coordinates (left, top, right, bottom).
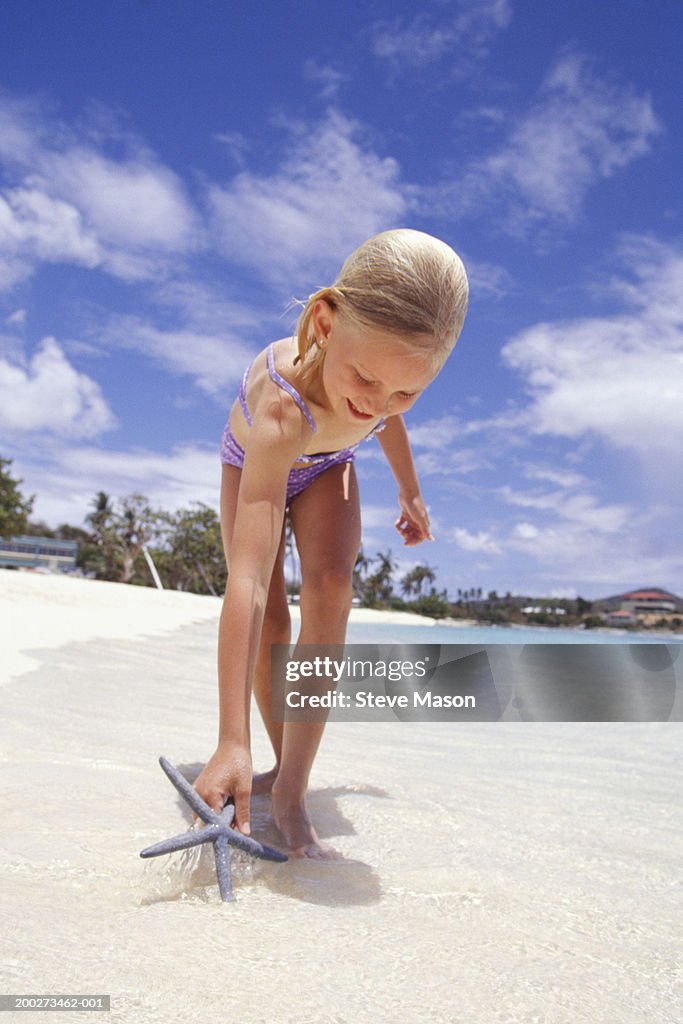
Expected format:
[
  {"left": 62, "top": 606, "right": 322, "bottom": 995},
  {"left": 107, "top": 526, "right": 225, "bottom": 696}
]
[
  {"left": 3, "top": 456, "right": 624, "bottom": 625},
  {"left": 0, "top": 456, "right": 452, "bottom": 614}
]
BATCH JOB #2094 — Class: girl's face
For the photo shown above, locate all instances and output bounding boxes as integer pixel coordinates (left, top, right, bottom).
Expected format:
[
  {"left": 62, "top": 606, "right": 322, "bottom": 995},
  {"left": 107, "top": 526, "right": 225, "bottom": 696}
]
[{"left": 320, "top": 311, "right": 440, "bottom": 424}]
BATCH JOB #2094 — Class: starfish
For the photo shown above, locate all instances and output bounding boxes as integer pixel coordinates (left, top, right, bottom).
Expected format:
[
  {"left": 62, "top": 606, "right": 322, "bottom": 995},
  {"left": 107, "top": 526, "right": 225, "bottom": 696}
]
[{"left": 139, "top": 756, "right": 287, "bottom": 901}]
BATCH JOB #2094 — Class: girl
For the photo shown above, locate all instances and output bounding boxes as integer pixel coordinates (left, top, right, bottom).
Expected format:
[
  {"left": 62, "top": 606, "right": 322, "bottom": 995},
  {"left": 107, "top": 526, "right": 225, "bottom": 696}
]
[{"left": 195, "top": 229, "right": 469, "bottom": 858}]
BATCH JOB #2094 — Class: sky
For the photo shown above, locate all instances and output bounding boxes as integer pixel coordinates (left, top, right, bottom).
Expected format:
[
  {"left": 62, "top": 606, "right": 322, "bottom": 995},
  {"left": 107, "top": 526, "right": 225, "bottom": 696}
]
[{"left": 1, "top": 0, "right": 681, "bottom": 600}]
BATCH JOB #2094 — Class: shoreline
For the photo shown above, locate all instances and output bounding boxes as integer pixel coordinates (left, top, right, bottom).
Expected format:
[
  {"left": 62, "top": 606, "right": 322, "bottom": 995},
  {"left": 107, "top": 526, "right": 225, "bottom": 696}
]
[
  {"left": 2, "top": 569, "right": 679, "bottom": 686},
  {"left": 1, "top": 570, "right": 442, "bottom": 685}
]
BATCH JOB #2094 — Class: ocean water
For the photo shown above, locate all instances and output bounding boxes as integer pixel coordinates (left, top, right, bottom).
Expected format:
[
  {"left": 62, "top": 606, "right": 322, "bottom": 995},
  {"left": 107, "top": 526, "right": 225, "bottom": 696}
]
[{"left": 346, "top": 619, "right": 681, "bottom": 645}]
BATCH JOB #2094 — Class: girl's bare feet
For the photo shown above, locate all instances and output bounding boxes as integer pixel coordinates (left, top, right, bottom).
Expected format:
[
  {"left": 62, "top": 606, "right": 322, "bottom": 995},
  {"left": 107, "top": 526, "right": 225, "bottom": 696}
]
[
  {"left": 251, "top": 766, "right": 279, "bottom": 796},
  {"left": 271, "top": 785, "right": 341, "bottom": 860}
]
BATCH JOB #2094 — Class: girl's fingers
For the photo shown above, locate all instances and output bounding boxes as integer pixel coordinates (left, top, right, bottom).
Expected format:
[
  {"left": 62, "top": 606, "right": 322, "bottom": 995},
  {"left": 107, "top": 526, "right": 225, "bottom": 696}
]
[
  {"left": 233, "top": 790, "right": 251, "bottom": 835},
  {"left": 396, "top": 514, "right": 432, "bottom": 544}
]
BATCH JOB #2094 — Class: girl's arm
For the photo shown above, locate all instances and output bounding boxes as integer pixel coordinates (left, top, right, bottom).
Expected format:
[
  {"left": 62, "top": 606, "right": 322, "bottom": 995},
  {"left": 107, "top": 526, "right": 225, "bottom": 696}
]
[
  {"left": 376, "top": 414, "right": 434, "bottom": 546},
  {"left": 195, "top": 395, "right": 310, "bottom": 832}
]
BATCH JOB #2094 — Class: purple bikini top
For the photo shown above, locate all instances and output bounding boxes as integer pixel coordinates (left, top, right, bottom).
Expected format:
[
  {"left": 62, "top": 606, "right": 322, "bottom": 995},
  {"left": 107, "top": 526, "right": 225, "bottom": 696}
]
[{"left": 238, "top": 345, "right": 384, "bottom": 465}]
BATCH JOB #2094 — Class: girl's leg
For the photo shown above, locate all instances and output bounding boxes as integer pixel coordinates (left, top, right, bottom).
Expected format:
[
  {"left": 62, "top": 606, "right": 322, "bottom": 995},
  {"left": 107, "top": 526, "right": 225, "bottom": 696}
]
[
  {"left": 218, "top": 465, "right": 291, "bottom": 789},
  {"left": 271, "top": 461, "right": 361, "bottom": 858},
  {"left": 250, "top": 532, "right": 291, "bottom": 792}
]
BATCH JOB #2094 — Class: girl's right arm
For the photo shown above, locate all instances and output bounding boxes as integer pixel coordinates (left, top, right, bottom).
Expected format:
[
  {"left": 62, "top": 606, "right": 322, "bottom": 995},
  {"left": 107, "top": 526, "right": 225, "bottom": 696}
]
[{"left": 194, "top": 391, "right": 310, "bottom": 833}]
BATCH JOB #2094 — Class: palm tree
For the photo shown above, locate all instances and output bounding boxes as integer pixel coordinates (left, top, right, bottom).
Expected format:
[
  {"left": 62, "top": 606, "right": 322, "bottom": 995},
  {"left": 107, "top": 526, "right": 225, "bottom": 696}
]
[
  {"left": 85, "top": 492, "right": 116, "bottom": 578},
  {"left": 352, "top": 548, "right": 371, "bottom": 600},
  {"left": 401, "top": 564, "right": 437, "bottom": 599},
  {"left": 86, "top": 491, "right": 114, "bottom": 539},
  {"left": 362, "top": 550, "right": 397, "bottom": 608}
]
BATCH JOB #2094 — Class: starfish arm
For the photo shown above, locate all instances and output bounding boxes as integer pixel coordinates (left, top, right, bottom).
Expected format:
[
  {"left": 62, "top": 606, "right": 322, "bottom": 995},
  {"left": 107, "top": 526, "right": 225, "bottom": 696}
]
[
  {"left": 225, "top": 828, "right": 288, "bottom": 862},
  {"left": 142, "top": 757, "right": 288, "bottom": 901},
  {"left": 139, "top": 824, "right": 219, "bottom": 859},
  {"left": 213, "top": 834, "right": 233, "bottom": 902},
  {"left": 159, "top": 756, "right": 220, "bottom": 825},
  {"left": 218, "top": 803, "right": 236, "bottom": 826}
]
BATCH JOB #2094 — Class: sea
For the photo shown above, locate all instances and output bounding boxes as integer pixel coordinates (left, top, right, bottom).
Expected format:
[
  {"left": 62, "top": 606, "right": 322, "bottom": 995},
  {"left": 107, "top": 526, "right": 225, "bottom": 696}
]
[{"left": 346, "top": 619, "right": 681, "bottom": 645}]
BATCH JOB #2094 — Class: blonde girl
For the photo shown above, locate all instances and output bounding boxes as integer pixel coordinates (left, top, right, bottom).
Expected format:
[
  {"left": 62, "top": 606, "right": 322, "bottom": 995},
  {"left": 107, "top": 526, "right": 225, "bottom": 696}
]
[{"left": 195, "top": 229, "right": 468, "bottom": 858}]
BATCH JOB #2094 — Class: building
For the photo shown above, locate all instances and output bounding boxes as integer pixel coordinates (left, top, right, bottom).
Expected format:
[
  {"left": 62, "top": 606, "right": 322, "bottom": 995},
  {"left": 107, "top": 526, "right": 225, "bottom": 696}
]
[
  {"left": 0, "top": 535, "right": 78, "bottom": 573},
  {"left": 619, "top": 590, "right": 678, "bottom": 616},
  {"left": 604, "top": 609, "right": 638, "bottom": 627},
  {"left": 595, "top": 588, "right": 683, "bottom": 622}
]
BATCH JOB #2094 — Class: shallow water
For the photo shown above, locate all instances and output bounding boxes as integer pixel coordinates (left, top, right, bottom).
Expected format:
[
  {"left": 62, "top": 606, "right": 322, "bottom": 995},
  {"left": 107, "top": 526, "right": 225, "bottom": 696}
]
[
  {"left": 347, "top": 619, "right": 680, "bottom": 645},
  {"left": 2, "top": 621, "right": 681, "bottom": 1024}
]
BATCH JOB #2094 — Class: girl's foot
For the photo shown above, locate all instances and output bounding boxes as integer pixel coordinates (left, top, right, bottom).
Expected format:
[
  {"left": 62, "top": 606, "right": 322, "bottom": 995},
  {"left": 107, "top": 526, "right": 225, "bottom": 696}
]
[
  {"left": 251, "top": 766, "right": 279, "bottom": 796},
  {"left": 271, "top": 786, "right": 341, "bottom": 860}
]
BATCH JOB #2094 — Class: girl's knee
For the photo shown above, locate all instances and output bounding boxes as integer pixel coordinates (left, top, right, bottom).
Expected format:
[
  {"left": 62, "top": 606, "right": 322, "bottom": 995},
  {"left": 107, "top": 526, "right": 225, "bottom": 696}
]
[{"left": 301, "top": 565, "right": 354, "bottom": 613}]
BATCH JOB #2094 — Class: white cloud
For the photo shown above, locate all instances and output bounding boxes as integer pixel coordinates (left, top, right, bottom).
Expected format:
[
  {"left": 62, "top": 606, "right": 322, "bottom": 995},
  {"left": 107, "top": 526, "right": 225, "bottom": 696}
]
[
  {"left": 458, "top": 53, "right": 660, "bottom": 228},
  {"left": 48, "top": 149, "right": 198, "bottom": 252},
  {"left": 151, "top": 277, "right": 269, "bottom": 337},
  {"left": 405, "top": 415, "right": 493, "bottom": 477},
  {"left": 451, "top": 527, "right": 501, "bottom": 553},
  {"left": 0, "top": 185, "right": 101, "bottom": 270},
  {"left": 212, "top": 131, "right": 251, "bottom": 168},
  {"left": 372, "top": 0, "right": 511, "bottom": 71},
  {"left": 0, "top": 93, "right": 42, "bottom": 166},
  {"left": 19, "top": 441, "right": 221, "bottom": 528},
  {"left": 512, "top": 522, "right": 538, "bottom": 540},
  {"left": 208, "top": 110, "right": 408, "bottom": 287},
  {"left": 521, "top": 465, "right": 587, "bottom": 489},
  {"left": 0, "top": 94, "right": 199, "bottom": 287},
  {"left": 498, "top": 485, "right": 630, "bottom": 533},
  {"left": 98, "top": 278, "right": 271, "bottom": 397},
  {"left": 303, "top": 61, "right": 347, "bottom": 100},
  {"left": 0, "top": 337, "right": 115, "bottom": 437},
  {"left": 415, "top": 448, "right": 488, "bottom": 477},
  {"left": 505, "top": 515, "right": 683, "bottom": 590},
  {"left": 501, "top": 238, "right": 683, "bottom": 461},
  {"left": 408, "top": 414, "right": 462, "bottom": 450},
  {"left": 465, "top": 259, "right": 514, "bottom": 298},
  {"left": 101, "top": 315, "right": 254, "bottom": 397},
  {"left": 358, "top": 503, "right": 399, "bottom": 531},
  {"left": 5, "top": 308, "right": 27, "bottom": 329}
]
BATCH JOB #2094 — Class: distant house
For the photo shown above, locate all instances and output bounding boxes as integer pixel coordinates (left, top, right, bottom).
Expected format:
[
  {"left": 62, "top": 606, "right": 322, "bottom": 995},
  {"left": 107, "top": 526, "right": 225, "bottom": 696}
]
[
  {"left": 0, "top": 535, "right": 78, "bottom": 573},
  {"left": 595, "top": 587, "right": 682, "bottom": 620},
  {"left": 604, "top": 609, "right": 638, "bottom": 627}
]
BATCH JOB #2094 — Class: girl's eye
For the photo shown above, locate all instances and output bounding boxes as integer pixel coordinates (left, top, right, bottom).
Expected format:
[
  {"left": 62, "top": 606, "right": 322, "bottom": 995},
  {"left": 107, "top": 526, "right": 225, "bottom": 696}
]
[
  {"left": 355, "top": 371, "right": 373, "bottom": 385},
  {"left": 399, "top": 391, "right": 417, "bottom": 400}
]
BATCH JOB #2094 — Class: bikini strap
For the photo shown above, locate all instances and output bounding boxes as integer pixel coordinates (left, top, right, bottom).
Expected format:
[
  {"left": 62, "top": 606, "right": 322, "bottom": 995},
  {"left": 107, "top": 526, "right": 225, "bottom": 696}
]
[
  {"left": 238, "top": 361, "right": 254, "bottom": 426},
  {"left": 267, "top": 344, "right": 317, "bottom": 433}
]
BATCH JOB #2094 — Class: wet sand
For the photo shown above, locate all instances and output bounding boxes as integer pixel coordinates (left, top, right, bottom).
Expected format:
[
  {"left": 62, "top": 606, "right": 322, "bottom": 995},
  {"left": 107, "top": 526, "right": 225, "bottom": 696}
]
[{"left": 1, "top": 571, "right": 681, "bottom": 1023}]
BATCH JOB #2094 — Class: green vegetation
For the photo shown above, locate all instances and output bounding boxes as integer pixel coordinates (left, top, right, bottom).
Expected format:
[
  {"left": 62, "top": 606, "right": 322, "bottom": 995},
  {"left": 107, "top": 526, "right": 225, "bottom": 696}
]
[
  {"left": 0, "top": 457, "right": 34, "bottom": 539},
  {"left": 1, "top": 453, "right": 680, "bottom": 630}
]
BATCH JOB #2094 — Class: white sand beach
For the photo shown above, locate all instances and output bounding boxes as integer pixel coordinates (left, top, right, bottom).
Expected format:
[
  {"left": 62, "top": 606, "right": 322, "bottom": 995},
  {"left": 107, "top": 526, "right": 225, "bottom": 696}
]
[
  {"left": 0, "top": 570, "right": 440, "bottom": 686},
  {"left": 1, "top": 570, "right": 681, "bottom": 1024}
]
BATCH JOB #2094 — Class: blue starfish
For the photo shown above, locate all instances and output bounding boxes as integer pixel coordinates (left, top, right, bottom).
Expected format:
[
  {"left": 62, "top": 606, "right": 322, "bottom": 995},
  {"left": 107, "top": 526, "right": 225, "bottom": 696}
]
[{"left": 139, "top": 756, "right": 287, "bottom": 901}]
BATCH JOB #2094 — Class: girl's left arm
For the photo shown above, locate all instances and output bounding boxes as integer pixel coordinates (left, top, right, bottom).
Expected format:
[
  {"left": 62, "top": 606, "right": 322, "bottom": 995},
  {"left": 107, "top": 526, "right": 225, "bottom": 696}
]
[{"left": 376, "top": 414, "right": 434, "bottom": 545}]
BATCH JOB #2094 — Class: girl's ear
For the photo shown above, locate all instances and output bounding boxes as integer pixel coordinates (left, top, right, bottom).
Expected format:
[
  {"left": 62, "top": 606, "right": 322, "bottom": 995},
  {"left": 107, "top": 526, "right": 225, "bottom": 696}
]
[{"left": 311, "top": 298, "right": 336, "bottom": 343}]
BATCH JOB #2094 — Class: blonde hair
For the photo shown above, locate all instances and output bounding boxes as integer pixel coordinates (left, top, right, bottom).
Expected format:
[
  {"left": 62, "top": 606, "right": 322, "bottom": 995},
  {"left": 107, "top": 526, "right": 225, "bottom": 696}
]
[{"left": 295, "top": 229, "right": 469, "bottom": 371}]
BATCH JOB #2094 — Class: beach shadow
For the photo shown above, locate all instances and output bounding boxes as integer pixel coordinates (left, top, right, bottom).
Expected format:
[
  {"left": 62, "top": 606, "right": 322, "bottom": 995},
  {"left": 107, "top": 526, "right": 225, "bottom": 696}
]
[
  {"left": 255, "top": 784, "right": 386, "bottom": 906},
  {"left": 162, "top": 764, "right": 386, "bottom": 906}
]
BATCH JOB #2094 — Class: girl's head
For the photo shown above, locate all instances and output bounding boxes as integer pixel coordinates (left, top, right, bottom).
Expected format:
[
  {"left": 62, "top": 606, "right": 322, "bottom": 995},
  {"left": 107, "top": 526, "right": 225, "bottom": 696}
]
[{"left": 295, "top": 228, "right": 469, "bottom": 373}]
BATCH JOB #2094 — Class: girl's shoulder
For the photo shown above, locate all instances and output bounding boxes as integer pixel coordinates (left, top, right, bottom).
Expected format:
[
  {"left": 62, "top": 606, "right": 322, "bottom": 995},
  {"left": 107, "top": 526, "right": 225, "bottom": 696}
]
[{"left": 245, "top": 337, "right": 315, "bottom": 449}]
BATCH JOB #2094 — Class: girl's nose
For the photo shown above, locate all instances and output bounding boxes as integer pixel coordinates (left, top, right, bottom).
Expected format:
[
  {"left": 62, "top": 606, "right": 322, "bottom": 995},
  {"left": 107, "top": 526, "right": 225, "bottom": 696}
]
[{"left": 369, "top": 391, "right": 392, "bottom": 417}]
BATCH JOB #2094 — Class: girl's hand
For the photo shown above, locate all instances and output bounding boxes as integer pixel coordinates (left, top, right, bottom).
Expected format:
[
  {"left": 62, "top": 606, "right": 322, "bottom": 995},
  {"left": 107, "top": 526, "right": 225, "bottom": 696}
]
[
  {"left": 395, "top": 492, "right": 434, "bottom": 546},
  {"left": 194, "top": 740, "right": 253, "bottom": 835}
]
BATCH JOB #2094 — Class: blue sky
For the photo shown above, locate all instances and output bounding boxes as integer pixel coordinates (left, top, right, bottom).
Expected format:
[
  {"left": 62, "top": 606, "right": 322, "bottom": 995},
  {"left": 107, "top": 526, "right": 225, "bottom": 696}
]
[{"left": 1, "top": 0, "right": 681, "bottom": 600}]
